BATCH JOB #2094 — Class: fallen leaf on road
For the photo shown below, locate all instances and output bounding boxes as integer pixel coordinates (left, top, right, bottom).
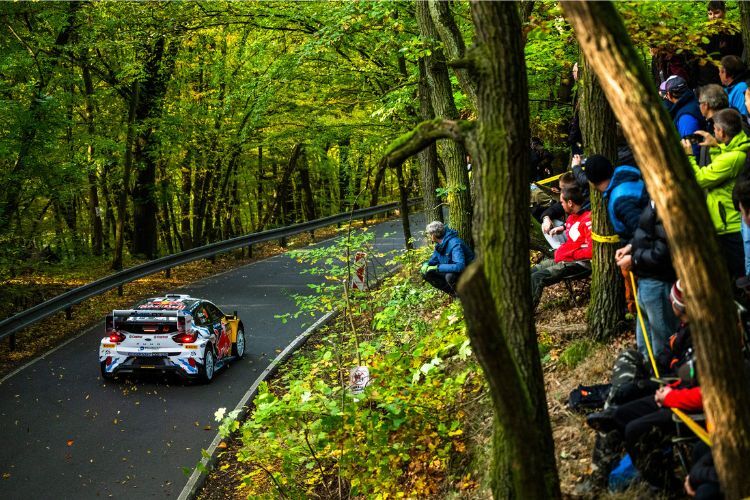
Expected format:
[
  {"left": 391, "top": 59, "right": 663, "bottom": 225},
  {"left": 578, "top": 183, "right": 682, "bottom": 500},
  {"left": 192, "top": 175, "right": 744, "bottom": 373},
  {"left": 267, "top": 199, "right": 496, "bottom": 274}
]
[{"left": 67, "top": 440, "right": 74, "bottom": 447}]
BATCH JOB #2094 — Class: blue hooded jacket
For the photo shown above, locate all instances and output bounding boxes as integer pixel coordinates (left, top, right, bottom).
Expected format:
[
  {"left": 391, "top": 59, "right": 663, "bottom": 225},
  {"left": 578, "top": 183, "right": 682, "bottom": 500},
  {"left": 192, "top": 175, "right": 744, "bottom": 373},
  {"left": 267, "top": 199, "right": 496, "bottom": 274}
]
[
  {"left": 427, "top": 228, "right": 475, "bottom": 273},
  {"left": 602, "top": 165, "right": 648, "bottom": 242}
]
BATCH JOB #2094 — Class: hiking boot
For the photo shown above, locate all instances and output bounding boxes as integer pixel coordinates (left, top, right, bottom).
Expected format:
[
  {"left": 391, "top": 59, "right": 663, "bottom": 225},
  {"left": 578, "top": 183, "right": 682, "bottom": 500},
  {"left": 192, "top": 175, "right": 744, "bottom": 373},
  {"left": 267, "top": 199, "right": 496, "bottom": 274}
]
[{"left": 586, "top": 407, "right": 617, "bottom": 433}]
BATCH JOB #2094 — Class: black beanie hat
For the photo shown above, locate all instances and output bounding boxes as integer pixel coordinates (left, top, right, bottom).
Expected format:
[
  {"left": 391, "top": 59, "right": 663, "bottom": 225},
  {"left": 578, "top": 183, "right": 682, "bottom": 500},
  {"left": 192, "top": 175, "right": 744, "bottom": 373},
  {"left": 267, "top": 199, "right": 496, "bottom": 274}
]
[{"left": 584, "top": 154, "right": 614, "bottom": 184}]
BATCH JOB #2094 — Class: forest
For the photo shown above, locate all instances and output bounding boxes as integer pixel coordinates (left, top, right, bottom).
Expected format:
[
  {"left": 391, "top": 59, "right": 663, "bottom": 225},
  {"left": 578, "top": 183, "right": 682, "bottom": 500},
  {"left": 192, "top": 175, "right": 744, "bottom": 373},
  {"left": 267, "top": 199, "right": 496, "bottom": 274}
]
[{"left": 4, "top": 1, "right": 750, "bottom": 499}]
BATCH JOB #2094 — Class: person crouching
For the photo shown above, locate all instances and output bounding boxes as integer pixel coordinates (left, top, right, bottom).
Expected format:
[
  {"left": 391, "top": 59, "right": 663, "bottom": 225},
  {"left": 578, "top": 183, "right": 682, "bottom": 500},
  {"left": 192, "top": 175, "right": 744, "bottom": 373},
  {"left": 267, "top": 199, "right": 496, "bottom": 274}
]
[{"left": 420, "top": 221, "right": 475, "bottom": 296}]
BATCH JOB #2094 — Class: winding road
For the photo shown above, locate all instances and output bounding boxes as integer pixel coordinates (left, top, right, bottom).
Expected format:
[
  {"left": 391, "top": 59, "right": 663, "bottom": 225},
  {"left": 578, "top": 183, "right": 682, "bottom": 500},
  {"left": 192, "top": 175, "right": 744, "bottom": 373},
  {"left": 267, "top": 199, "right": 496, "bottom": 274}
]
[{"left": 0, "top": 214, "right": 425, "bottom": 499}]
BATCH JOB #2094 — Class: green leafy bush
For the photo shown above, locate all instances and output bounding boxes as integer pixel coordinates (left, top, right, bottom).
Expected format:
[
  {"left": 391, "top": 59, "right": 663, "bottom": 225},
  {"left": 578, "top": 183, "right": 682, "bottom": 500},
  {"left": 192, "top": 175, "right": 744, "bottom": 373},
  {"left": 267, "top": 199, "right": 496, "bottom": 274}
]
[{"left": 218, "top": 245, "right": 484, "bottom": 497}]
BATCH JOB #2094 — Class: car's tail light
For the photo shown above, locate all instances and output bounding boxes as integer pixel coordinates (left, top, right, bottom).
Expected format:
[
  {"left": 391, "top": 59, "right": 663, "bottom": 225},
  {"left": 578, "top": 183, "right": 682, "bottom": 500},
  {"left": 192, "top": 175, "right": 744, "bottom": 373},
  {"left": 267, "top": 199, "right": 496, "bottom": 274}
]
[
  {"left": 109, "top": 331, "right": 126, "bottom": 343},
  {"left": 172, "top": 318, "right": 196, "bottom": 343}
]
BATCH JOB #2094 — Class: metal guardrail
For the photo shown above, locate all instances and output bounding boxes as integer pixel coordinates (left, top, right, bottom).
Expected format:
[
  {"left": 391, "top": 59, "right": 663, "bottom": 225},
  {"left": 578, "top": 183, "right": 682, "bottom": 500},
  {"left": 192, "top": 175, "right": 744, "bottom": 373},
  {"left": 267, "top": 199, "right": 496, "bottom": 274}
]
[{"left": 0, "top": 199, "right": 419, "bottom": 343}]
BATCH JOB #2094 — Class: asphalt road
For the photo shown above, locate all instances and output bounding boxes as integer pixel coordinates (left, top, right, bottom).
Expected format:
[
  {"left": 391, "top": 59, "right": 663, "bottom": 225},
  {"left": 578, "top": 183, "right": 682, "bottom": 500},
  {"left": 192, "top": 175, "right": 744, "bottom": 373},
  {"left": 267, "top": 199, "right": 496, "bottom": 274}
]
[{"left": 0, "top": 213, "right": 426, "bottom": 499}]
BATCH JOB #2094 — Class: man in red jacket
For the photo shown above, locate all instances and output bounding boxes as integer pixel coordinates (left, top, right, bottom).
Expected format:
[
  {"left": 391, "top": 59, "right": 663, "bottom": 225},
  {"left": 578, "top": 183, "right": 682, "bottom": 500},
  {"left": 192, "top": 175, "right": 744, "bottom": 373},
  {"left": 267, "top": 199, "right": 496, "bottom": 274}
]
[{"left": 531, "top": 172, "right": 592, "bottom": 309}]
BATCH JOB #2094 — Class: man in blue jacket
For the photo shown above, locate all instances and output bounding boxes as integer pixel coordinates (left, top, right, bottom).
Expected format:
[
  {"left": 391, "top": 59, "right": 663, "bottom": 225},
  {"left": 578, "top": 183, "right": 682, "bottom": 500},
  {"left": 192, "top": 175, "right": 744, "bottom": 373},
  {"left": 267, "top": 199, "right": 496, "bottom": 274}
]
[
  {"left": 664, "top": 76, "right": 705, "bottom": 157},
  {"left": 420, "top": 221, "right": 475, "bottom": 296}
]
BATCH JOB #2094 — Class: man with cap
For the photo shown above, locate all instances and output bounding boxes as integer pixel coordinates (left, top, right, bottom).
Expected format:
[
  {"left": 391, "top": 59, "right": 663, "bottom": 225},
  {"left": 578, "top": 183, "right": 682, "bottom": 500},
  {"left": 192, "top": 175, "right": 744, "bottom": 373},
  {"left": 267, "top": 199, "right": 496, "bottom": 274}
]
[
  {"left": 664, "top": 75, "right": 706, "bottom": 157},
  {"left": 420, "top": 221, "right": 475, "bottom": 296}
]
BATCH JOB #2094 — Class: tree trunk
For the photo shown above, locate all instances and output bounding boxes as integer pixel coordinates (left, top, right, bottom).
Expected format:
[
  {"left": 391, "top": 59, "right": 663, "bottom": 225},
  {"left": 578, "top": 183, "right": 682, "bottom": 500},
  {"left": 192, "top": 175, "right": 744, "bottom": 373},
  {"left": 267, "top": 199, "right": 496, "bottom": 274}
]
[
  {"left": 427, "top": 0, "right": 478, "bottom": 109},
  {"left": 132, "top": 36, "right": 179, "bottom": 258},
  {"left": 113, "top": 84, "right": 139, "bottom": 270},
  {"left": 395, "top": 160, "right": 413, "bottom": 250},
  {"left": 0, "top": 1, "right": 80, "bottom": 232},
  {"left": 740, "top": 1, "right": 750, "bottom": 63},
  {"left": 259, "top": 144, "right": 302, "bottom": 230},
  {"left": 416, "top": 0, "right": 473, "bottom": 246},
  {"left": 81, "top": 59, "right": 103, "bottom": 256},
  {"left": 180, "top": 159, "right": 193, "bottom": 251},
  {"left": 465, "top": 2, "right": 561, "bottom": 497},
  {"left": 418, "top": 58, "right": 443, "bottom": 223},
  {"left": 579, "top": 56, "right": 625, "bottom": 340},
  {"left": 562, "top": 2, "right": 750, "bottom": 496},
  {"left": 338, "top": 137, "right": 351, "bottom": 212},
  {"left": 298, "top": 146, "right": 317, "bottom": 222}
]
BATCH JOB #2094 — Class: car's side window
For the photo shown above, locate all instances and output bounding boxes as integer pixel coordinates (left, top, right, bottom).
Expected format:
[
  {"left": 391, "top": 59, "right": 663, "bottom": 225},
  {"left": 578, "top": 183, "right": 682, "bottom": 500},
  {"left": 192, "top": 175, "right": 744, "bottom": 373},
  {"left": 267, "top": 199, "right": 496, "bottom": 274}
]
[
  {"left": 206, "top": 303, "right": 224, "bottom": 324},
  {"left": 194, "top": 304, "right": 210, "bottom": 326}
]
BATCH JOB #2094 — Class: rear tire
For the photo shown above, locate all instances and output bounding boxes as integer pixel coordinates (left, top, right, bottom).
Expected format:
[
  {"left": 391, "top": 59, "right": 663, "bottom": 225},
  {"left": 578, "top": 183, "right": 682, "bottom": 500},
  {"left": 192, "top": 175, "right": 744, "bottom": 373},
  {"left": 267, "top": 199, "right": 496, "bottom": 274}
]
[
  {"left": 100, "top": 362, "right": 114, "bottom": 381},
  {"left": 232, "top": 327, "right": 246, "bottom": 359},
  {"left": 200, "top": 345, "right": 216, "bottom": 383}
]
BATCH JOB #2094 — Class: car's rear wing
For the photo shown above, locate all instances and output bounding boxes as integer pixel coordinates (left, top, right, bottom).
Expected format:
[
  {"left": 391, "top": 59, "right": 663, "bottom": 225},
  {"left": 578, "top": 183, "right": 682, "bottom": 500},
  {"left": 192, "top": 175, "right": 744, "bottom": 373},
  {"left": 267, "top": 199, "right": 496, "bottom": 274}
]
[{"left": 110, "top": 310, "right": 186, "bottom": 323}]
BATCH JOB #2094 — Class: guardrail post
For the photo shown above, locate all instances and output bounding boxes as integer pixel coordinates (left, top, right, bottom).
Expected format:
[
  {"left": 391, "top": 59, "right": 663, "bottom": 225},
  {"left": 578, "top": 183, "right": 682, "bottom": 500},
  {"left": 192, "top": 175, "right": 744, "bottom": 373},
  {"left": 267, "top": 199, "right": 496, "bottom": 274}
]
[
  {"left": 65, "top": 307, "right": 72, "bottom": 320},
  {"left": 210, "top": 255, "right": 216, "bottom": 264},
  {"left": 247, "top": 245, "right": 253, "bottom": 258},
  {"left": 279, "top": 236, "right": 287, "bottom": 248},
  {"left": 165, "top": 268, "right": 171, "bottom": 278},
  {"left": 118, "top": 284, "right": 123, "bottom": 296},
  {"left": 9, "top": 334, "right": 15, "bottom": 351},
  {"left": 309, "top": 229, "right": 315, "bottom": 243}
]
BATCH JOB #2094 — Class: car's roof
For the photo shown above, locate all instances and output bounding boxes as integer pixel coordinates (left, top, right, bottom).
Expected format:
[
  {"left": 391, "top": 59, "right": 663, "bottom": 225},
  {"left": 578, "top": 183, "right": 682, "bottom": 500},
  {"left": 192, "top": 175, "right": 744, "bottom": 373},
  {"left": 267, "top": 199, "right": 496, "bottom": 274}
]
[{"left": 134, "top": 294, "right": 201, "bottom": 311}]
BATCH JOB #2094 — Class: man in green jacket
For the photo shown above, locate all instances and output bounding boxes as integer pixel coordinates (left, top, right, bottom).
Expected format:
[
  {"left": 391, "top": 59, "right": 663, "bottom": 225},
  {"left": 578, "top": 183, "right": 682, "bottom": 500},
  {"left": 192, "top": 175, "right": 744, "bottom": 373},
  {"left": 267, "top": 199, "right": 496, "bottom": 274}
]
[{"left": 683, "top": 108, "right": 750, "bottom": 280}]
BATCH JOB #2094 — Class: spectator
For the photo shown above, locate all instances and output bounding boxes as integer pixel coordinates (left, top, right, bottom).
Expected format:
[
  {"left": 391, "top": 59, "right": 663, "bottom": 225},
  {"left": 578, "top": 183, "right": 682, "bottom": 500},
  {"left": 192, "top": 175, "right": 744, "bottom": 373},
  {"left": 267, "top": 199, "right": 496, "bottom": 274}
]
[
  {"left": 584, "top": 155, "right": 648, "bottom": 243},
  {"left": 540, "top": 153, "right": 590, "bottom": 236},
  {"left": 694, "top": 0, "right": 744, "bottom": 87},
  {"left": 682, "top": 108, "right": 749, "bottom": 281},
  {"left": 610, "top": 281, "right": 702, "bottom": 491},
  {"left": 664, "top": 76, "right": 706, "bottom": 156},
  {"left": 420, "top": 221, "right": 475, "bottom": 296},
  {"left": 531, "top": 173, "right": 592, "bottom": 309},
  {"left": 684, "top": 443, "right": 721, "bottom": 499},
  {"left": 530, "top": 137, "right": 555, "bottom": 182},
  {"left": 584, "top": 155, "right": 648, "bottom": 315},
  {"left": 696, "top": 83, "right": 729, "bottom": 166},
  {"left": 720, "top": 55, "right": 748, "bottom": 115},
  {"left": 615, "top": 199, "right": 678, "bottom": 363},
  {"left": 651, "top": 45, "right": 692, "bottom": 87}
]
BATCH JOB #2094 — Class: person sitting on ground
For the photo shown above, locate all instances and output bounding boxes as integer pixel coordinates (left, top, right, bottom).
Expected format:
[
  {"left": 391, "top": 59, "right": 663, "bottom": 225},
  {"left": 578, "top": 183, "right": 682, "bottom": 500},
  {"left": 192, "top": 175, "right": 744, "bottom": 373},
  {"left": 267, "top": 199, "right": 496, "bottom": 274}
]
[
  {"left": 682, "top": 108, "right": 750, "bottom": 282},
  {"left": 594, "top": 281, "right": 702, "bottom": 493},
  {"left": 420, "top": 221, "right": 474, "bottom": 296},
  {"left": 719, "top": 55, "right": 748, "bottom": 116},
  {"left": 664, "top": 75, "right": 706, "bottom": 157},
  {"left": 531, "top": 173, "right": 592, "bottom": 309},
  {"left": 615, "top": 197, "right": 678, "bottom": 364}
]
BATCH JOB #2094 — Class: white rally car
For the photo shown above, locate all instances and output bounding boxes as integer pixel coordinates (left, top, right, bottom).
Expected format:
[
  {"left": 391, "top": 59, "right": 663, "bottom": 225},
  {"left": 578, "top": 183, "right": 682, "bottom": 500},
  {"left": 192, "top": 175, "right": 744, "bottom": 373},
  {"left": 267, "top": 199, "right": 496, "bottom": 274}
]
[{"left": 99, "top": 294, "right": 245, "bottom": 383}]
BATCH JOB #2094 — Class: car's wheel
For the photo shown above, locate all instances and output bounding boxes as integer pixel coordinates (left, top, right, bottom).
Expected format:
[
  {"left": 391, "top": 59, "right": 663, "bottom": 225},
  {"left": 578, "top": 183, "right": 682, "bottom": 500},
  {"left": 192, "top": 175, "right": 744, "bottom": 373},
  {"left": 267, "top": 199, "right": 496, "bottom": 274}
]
[
  {"left": 100, "top": 362, "right": 114, "bottom": 381},
  {"left": 200, "top": 345, "right": 216, "bottom": 383},
  {"left": 232, "top": 327, "right": 245, "bottom": 359}
]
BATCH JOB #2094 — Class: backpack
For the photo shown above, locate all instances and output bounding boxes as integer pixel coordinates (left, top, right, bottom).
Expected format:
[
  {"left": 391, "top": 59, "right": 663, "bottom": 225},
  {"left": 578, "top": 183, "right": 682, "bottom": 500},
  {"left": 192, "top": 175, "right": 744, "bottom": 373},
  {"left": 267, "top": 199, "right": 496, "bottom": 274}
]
[{"left": 567, "top": 383, "right": 611, "bottom": 414}]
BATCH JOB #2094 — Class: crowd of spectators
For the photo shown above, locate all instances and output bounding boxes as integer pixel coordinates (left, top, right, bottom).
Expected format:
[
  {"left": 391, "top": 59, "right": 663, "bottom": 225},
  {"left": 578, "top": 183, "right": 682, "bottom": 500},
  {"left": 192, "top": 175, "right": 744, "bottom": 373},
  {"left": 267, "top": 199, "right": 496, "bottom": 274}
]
[
  {"left": 418, "top": 2, "right": 749, "bottom": 496},
  {"left": 533, "top": 2, "right": 750, "bottom": 497}
]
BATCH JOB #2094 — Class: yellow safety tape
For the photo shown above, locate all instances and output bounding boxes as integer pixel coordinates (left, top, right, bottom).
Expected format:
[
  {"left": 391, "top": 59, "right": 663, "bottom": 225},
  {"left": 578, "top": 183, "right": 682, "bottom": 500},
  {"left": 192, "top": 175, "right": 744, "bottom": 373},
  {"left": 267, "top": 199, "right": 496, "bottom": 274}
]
[
  {"left": 591, "top": 232, "right": 620, "bottom": 244},
  {"left": 629, "top": 271, "right": 712, "bottom": 447},
  {"left": 536, "top": 172, "right": 564, "bottom": 186},
  {"left": 672, "top": 408, "right": 712, "bottom": 446}
]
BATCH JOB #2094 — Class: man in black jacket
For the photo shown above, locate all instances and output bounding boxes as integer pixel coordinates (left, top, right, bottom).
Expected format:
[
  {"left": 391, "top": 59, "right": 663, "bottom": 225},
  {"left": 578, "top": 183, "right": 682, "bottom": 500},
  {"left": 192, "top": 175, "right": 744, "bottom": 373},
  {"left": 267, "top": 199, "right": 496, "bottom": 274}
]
[{"left": 615, "top": 199, "right": 678, "bottom": 363}]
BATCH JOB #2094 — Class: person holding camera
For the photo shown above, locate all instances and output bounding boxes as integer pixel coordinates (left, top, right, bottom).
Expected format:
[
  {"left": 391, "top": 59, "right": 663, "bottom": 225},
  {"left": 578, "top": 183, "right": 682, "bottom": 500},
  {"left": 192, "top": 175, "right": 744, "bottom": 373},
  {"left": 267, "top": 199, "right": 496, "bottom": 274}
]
[
  {"left": 682, "top": 108, "right": 750, "bottom": 281},
  {"left": 664, "top": 76, "right": 706, "bottom": 158}
]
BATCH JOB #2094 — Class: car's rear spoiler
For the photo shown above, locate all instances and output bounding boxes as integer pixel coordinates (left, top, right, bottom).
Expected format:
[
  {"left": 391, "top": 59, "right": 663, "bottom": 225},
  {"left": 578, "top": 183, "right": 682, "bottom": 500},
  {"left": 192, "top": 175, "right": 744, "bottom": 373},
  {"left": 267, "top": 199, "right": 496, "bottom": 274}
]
[{"left": 111, "top": 309, "right": 183, "bottom": 321}]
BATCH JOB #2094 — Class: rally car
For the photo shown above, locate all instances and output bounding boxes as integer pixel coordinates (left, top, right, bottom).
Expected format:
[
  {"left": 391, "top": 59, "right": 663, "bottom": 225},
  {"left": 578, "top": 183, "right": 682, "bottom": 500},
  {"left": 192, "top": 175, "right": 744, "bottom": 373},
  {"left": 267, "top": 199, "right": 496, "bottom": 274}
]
[{"left": 99, "top": 294, "right": 245, "bottom": 383}]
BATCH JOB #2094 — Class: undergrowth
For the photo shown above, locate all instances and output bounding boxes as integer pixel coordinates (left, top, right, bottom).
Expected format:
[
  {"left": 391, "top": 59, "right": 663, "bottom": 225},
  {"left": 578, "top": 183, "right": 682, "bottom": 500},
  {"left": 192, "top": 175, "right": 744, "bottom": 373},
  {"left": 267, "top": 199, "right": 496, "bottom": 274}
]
[{"left": 215, "top": 245, "right": 487, "bottom": 498}]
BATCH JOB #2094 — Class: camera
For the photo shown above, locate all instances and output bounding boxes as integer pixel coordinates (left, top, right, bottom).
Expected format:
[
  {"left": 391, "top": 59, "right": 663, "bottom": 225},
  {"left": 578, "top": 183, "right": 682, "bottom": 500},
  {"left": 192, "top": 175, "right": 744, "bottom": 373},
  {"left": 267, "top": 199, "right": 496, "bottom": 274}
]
[{"left": 684, "top": 133, "right": 703, "bottom": 144}]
